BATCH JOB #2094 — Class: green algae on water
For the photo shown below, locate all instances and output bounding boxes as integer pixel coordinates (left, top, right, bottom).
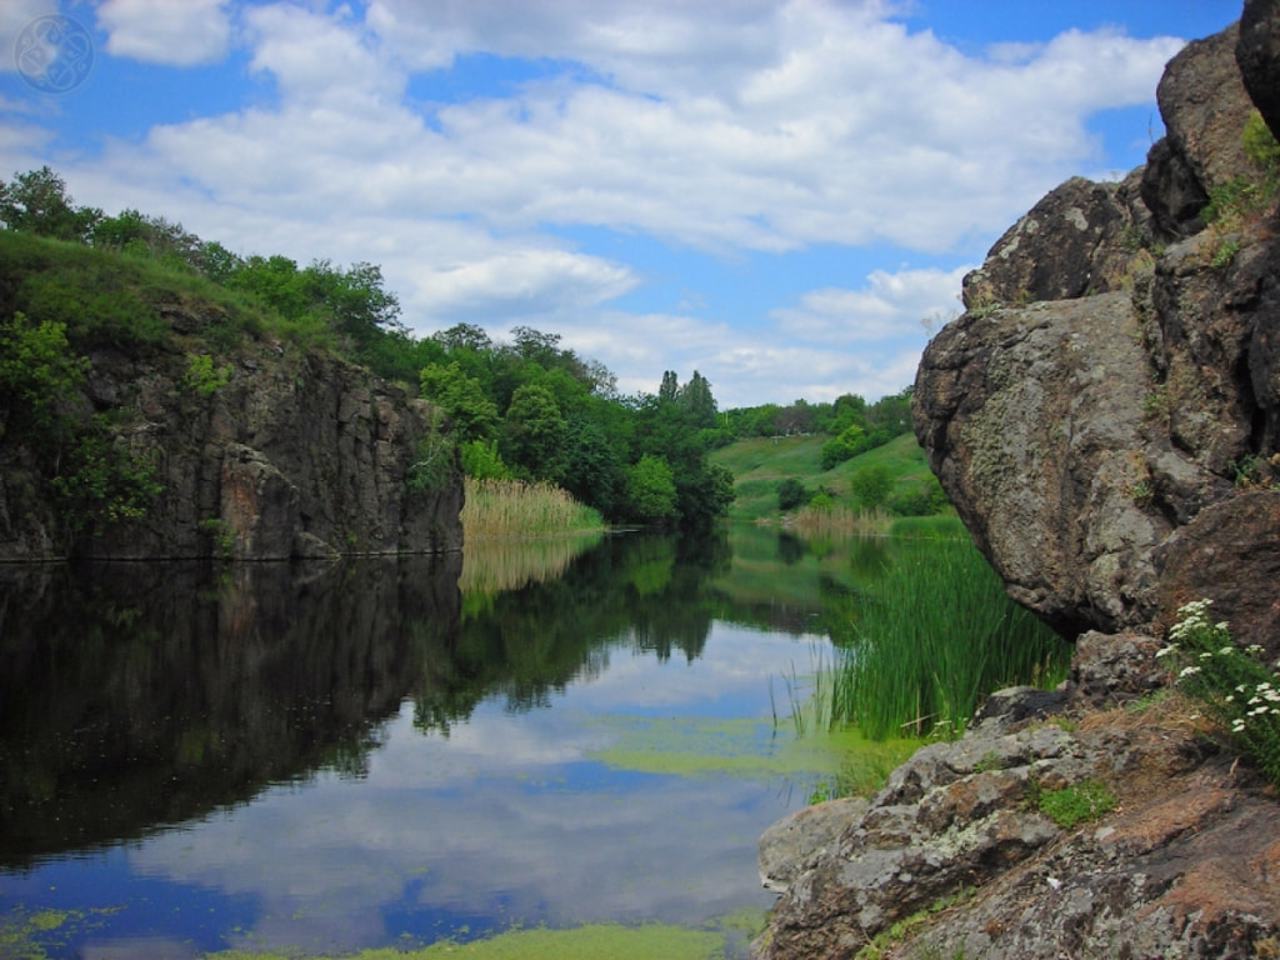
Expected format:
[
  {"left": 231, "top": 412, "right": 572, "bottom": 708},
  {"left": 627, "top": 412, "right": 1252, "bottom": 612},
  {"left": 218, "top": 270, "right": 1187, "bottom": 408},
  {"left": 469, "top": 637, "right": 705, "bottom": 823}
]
[
  {"left": 587, "top": 714, "right": 919, "bottom": 791},
  {"left": 208, "top": 922, "right": 724, "bottom": 960},
  {"left": 0, "top": 907, "right": 99, "bottom": 960}
]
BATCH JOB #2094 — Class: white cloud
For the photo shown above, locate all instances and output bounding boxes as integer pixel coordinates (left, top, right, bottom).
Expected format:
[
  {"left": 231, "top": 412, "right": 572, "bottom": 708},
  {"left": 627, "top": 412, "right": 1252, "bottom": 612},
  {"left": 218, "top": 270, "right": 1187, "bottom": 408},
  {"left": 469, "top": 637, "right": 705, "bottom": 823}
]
[
  {"left": 772, "top": 266, "right": 969, "bottom": 342},
  {"left": 0, "top": 0, "right": 1192, "bottom": 403},
  {"left": 97, "top": 0, "right": 232, "bottom": 67}
]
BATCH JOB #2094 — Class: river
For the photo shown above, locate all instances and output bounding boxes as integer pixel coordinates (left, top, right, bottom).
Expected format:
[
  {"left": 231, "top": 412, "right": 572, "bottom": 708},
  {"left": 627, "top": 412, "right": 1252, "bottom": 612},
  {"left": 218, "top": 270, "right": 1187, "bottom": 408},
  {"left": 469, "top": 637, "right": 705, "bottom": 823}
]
[{"left": 0, "top": 526, "right": 1061, "bottom": 959}]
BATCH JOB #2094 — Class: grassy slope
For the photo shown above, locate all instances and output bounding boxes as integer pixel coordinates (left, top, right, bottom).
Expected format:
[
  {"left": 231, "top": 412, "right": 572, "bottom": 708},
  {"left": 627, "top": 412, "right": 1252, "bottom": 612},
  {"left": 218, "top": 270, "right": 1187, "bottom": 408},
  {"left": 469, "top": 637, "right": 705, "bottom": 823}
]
[{"left": 710, "top": 432, "right": 935, "bottom": 523}]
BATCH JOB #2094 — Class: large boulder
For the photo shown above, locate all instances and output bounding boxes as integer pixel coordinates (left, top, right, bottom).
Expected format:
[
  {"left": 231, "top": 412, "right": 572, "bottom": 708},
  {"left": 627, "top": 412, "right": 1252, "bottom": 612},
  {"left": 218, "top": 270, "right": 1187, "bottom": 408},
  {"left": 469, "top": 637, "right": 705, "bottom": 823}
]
[
  {"left": 961, "top": 171, "right": 1149, "bottom": 310},
  {"left": 1238, "top": 0, "right": 1280, "bottom": 139},
  {"left": 1142, "top": 22, "right": 1256, "bottom": 237},
  {"left": 915, "top": 291, "right": 1183, "bottom": 635}
]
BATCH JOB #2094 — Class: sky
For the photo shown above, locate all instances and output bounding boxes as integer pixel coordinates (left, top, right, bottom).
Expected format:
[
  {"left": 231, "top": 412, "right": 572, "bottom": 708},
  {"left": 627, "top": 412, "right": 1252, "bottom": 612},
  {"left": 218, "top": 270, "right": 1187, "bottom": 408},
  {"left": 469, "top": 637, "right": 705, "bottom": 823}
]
[{"left": 0, "top": 1, "right": 1241, "bottom": 407}]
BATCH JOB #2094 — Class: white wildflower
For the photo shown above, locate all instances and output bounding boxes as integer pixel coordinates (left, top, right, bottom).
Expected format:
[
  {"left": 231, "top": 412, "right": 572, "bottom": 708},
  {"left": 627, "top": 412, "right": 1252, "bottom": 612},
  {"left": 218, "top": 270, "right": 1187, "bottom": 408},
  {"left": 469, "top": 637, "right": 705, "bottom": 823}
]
[
  {"left": 1246, "top": 644, "right": 1264, "bottom": 655},
  {"left": 1179, "top": 666, "right": 1202, "bottom": 679},
  {"left": 1219, "top": 646, "right": 1236, "bottom": 655},
  {"left": 1199, "top": 652, "right": 1213, "bottom": 661},
  {"left": 1155, "top": 645, "right": 1177, "bottom": 659}
]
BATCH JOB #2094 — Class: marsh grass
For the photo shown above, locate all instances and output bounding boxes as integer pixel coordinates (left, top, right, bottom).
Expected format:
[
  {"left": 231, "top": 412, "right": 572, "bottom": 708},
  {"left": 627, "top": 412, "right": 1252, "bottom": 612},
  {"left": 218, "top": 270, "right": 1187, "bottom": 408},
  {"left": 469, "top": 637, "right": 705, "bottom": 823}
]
[
  {"left": 462, "top": 477, "right": 605, "bottom": 540},
  {"left": 830, "top": 538, "right": 1069, "bottom": 739},
  {"left": 787, "top": 505, "right": 892, "bottom": 538}
]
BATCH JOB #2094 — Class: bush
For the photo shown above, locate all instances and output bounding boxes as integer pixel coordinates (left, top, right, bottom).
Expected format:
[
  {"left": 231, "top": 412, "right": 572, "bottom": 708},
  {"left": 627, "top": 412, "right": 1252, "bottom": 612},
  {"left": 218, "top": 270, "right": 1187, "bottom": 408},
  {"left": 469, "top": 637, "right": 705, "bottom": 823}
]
[
  {"left": 459, "top": 439, "right": 511, "bottom": 480},
  {"left": 777, "top": 477, "right": 809, "bottom": 511},
  {"left": 888, "top": 474, "right": 950, "bottom": 516},
  {"left": 1036, "top": 779, "right": 1117, "bottom": 829},
  {"left": 850, "top": 464, "right": 893, "bottom": 510}
]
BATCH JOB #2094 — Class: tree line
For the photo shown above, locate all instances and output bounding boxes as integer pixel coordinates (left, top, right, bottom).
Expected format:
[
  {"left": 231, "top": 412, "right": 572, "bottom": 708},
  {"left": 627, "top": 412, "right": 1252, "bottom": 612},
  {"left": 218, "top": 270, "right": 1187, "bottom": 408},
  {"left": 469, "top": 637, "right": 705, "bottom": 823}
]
[{"left": 0, "top": 167, "right": 733, "bottom": 528}]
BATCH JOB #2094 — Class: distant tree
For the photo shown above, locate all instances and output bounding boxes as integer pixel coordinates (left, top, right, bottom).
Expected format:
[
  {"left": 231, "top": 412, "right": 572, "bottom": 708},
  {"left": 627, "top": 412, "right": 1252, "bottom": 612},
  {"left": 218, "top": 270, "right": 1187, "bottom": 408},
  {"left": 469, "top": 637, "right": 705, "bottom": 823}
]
[
  {"left": 562, "top": 417, "right": 627, "bottom": 518},
  {"left": 777, "top": 478, "right": 809, "bottom": 511},
  {"left": 459, "top": 439, "right": 511, "bottom": 480},
  {"left": 0, "top": 166, "right": 101, "bottom": 241},
  {"left": 627, "top": 455, "right": 678, "bottom": 523},
  {"left": 501, "top": 383, "right": 567, "bottom": 480},
  {"left": 433, "top": 323, "right": 493, "bottom": 352},
  {"left": 774, "top": 400, "right": 815, "bottom": 435},
  {"left": 678, "top": 370, "right": 717, "bottom": 428},
  {"left": 820, "top": 423, "right": 871, "bottom": 470},
  {"left": 850, "top": 464, "right": 893, "bottom": 510},
  {"left": 658, "top": 370, "right": 680, "bottom": 404}
]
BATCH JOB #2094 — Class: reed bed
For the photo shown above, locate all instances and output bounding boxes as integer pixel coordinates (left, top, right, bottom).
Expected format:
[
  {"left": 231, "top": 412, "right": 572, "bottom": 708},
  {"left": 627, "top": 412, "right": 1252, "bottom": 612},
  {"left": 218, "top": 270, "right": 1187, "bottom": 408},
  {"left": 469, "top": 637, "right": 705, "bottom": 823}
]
[
  {"left": 785, "top": 504, "right": 892, "bottom": 539},
  {"left": 829, "top": 538, "right": 1070, "bottom": 740},
  {"left": 461, "top": 477, "right": 605, "bottom": 540}
]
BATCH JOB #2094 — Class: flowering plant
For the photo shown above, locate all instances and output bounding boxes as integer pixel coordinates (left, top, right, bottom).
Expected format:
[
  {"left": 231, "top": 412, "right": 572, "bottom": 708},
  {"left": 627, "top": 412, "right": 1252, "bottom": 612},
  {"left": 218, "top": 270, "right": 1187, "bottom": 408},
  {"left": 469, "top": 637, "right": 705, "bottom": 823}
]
[{"left": 1158, "top": 599, "right": 1280, "bottom": 788}]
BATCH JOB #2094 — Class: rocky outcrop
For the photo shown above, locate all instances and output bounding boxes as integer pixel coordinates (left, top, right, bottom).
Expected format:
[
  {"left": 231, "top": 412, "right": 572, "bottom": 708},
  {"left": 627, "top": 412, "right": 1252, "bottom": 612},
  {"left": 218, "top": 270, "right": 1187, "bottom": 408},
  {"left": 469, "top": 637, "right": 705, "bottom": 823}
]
[
  {"left": 1238, "top": 0, "right": 1280, "bottom": 139},
  {"left": 758, "top": 10, "right": 1280, "bottom": 959},
  {"left": 915, "top": 16, "right": 1279, "bottom": 650},
  {"left": 754, "top": 679, "right": 1280, "bottom": 960},
  {"left": 1142, "top": 22, "right": 1256, "bottom": 237},
  {"left": 0, "top": 331, "right": 462, "bottom": 560}
]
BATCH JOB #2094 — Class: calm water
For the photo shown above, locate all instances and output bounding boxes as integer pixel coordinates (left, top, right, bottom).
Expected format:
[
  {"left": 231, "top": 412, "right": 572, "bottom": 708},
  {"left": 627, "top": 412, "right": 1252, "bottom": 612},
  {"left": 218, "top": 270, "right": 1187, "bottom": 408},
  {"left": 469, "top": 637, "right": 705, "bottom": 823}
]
[{"left": 0, "top": 528, "right": 884, "bottom": 959}]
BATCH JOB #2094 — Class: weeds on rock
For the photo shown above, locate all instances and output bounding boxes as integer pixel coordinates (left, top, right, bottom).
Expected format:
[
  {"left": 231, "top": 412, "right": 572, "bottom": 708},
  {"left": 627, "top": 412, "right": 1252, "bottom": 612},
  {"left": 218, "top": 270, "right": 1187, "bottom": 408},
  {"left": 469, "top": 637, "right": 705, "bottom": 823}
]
[
  {"left": 1158, "top": 599, "right": 1280, "bottom": 789},
  {"left": 1036, "top": 779, "right": 1117, "bottom": 829}
]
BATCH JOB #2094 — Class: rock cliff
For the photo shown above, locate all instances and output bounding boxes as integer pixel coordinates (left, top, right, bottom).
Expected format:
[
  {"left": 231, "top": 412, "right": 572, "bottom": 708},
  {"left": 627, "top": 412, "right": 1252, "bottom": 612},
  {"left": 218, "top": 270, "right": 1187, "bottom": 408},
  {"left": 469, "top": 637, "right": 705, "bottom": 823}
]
[
  {"left": 0, "top": 315, "right": 462, "bottom": 560},
  {"left": 756, "top": 5, "right": 1280, "bottom": 957},
  {"left": 916, "top": 9, "right": 1280, "bottom": 653}
]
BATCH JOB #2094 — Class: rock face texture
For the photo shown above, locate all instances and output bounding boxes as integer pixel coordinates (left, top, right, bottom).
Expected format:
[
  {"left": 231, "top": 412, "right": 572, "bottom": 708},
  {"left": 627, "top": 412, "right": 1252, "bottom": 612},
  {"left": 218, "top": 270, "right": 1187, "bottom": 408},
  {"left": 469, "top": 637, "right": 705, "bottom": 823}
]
[
  {"left": 754, "top": 679, "right": 1280, "bottom": 960},
  {"left": 757, "top": 11, "right": 1280, "bottom": 959},
  {"left": 916, "top": 17, "right": 1280, "bottom": 652},
  {"left": 0, "top": 331, "right": 462, "bottom": 560}
]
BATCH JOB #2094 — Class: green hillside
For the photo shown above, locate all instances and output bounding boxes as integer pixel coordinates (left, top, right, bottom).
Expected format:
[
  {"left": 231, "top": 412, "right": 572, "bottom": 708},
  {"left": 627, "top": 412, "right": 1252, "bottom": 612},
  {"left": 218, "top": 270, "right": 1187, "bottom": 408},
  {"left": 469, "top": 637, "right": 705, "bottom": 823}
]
[{"left": 710, "top": 432, "right": 937, "bottom": 523}]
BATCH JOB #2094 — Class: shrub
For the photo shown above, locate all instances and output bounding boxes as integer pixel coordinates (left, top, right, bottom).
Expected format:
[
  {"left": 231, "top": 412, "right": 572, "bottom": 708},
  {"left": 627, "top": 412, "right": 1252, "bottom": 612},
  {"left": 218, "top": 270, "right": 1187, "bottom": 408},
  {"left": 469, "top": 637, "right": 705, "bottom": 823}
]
[
  {"left": 777, "top": 477, "right": 809, "bottom": 511},
  {"left": 407, "top": 416, "right": 457, "bottom": 494},
  {"left": 52, "top": 420, "right": 164, "bottom": 533},
  {"left": 850, "top": 464, "right": 893, "bottom": 510},
  {"left": 183, "top": 353, "right": 232, "bottom": 396},
  {"left": 1158, "top": 598, "right": 1280, "bottom": 788},
  {"left": 626, "top": 455, "right": 678, "bottom": 523}
]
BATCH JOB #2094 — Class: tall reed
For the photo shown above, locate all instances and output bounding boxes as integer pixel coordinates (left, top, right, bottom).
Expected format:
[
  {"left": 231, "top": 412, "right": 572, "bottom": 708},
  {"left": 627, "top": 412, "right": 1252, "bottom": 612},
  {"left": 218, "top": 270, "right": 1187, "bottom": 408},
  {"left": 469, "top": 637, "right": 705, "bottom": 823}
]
[
  {"left": 787, "top": 505, "right": 892, "bottom": 539},
  {"left": 461, "top": 477, "right": 605, "bottom": 540},
  {"left": 830, "top": 538, "right": 1070, "bottom": 739}
]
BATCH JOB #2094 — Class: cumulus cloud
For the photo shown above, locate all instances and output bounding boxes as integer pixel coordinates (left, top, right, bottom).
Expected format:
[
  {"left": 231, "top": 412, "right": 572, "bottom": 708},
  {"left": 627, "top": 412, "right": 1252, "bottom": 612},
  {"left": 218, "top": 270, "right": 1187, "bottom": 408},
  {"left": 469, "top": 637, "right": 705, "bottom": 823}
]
[
  {"left": 0, "top": 0, "right": 1192, "bottom": 402},
  {"left": 97, "top": 0, "right": 232, "bottom": 67},
  {"left": 772, "top": 266, "right": 969, "bottom": 342}
]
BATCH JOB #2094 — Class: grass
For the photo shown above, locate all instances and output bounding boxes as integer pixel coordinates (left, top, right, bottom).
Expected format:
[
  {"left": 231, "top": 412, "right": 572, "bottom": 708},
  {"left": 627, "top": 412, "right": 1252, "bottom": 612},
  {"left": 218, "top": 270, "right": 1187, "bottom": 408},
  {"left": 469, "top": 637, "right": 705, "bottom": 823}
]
[
  {"left": 1034, "top": 779, "right": 1117, "bottom": 829},
  {"left": 461, "top": 477, "right": 605, "bottom": 540},
  {"left": 829, "top": 537, "right": 1070, "bottom": 740},
  {"left": 710, "top": 433, "right": 937, "bottom": 524},
  {"left": 888, "top": 515, "right": 968, "bottom": 540}
]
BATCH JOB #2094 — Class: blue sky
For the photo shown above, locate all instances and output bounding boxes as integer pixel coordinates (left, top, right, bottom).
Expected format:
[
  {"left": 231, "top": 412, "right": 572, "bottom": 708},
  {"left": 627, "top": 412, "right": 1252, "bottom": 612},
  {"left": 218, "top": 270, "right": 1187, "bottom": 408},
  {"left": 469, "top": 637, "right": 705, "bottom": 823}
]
[{"left": 0, "top": 0, "right": 1240, "bottom": 406}]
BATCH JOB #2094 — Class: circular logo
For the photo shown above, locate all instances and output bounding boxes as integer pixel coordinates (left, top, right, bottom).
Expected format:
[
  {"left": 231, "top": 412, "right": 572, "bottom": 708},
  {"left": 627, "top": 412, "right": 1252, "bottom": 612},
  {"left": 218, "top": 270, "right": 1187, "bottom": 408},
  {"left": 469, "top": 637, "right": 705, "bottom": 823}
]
[{"left": 15, "top": 15, "right": 94, "bottom": 94}]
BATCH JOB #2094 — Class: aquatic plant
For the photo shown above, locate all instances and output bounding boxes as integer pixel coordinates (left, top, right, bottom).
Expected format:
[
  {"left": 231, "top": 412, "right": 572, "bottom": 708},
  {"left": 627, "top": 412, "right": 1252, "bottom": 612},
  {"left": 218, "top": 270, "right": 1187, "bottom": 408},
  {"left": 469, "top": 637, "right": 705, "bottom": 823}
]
[
  {"left": 829, "top": 538, "right": 1069, "bottom": 739},
  {"left": 461, "top": 477, "right": 604, "bottom": 539}
]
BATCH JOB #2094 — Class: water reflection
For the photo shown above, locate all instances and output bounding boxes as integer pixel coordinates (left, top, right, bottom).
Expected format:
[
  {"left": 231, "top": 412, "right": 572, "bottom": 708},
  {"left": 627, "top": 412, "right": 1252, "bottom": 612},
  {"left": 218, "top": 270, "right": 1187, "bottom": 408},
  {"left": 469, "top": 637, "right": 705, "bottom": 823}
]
[
  {"left": 0, "top": 526, "right": 1029, "bottom": 958},
  {"left": 0, "top": 557, "right": 461, "bottom": 867}
]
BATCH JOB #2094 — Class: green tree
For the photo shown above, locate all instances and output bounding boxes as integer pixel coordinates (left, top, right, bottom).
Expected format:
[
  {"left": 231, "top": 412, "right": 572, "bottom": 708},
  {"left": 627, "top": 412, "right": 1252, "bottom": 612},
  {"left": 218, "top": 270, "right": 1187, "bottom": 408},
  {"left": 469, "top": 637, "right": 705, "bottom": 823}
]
[
  {"left": 850, "top": 464, "right": 893, "bottom": 510},
  {"left": 501, "top": 383, "right": 567, "bottom": 480},
  {"left": 0, "top": 166, "right": 101, "bottom": 241},
  {"left": 777, "top": 478, "right": 809, "bottom": 511},
  {"left": 658, "top": 370, "right": 680, "bottom": 403},
  {"left": 678, "top": 370, "right": 717, "bottom": 428},
  {"left": 459, "top": 439, "right": 511, "bottom": 479},
  {"left": 0, "top": 312, "right": 89, "bottom": 441},
  {"left": 420, "top": 362, "right": 499, "bottom": 442},
  {"left": 627, "top": 455, "right": 678, "bottom": 523},
  {"left": 820, "top": 422, "right": 870, "bottom": 470}
]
